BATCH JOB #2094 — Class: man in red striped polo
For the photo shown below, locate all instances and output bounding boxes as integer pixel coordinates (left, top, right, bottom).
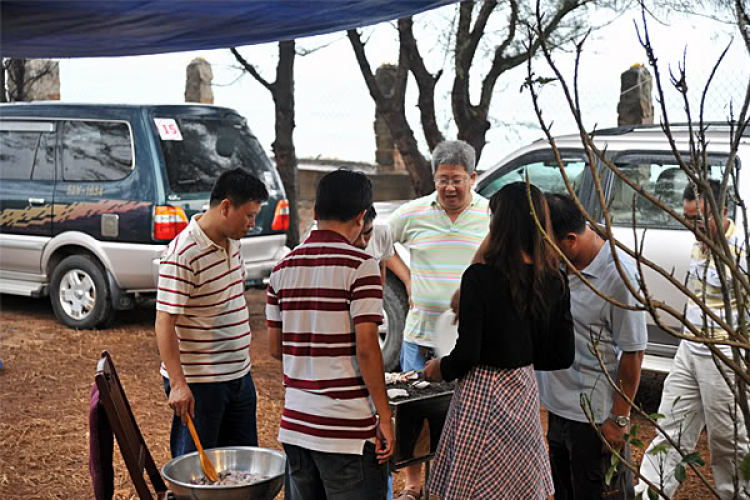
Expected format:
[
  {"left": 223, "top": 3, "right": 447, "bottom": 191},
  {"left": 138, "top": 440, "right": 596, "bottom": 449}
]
[
  {"left": 267, "top": 169, "right": 394, "bottom": 499},
  {"left": 155, "top": 168, "right": 268, "bottom": 458}
]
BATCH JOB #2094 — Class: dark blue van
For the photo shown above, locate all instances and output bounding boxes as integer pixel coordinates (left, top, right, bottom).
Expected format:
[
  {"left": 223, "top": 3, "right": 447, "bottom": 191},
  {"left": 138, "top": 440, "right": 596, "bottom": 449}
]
[{"left": 0, "top": 103, "right": 290, "bottom": 328}]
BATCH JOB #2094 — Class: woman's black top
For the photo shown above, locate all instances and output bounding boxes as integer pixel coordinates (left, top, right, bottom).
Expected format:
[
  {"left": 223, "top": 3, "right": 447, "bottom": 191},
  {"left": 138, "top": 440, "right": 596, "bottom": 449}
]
[{"left": 440, "top": 263, "right": 575, "bottom": 382}]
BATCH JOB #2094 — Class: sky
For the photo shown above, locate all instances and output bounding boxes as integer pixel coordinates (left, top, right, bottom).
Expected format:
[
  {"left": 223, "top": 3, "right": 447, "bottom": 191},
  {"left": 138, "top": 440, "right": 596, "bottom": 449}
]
[{"left": 57, "top": 3, "right": 749, "bottom": 171}]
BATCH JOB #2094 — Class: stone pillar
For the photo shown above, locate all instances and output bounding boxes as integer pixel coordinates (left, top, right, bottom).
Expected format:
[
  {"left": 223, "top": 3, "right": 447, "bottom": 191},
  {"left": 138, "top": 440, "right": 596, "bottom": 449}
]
[
  {"left": 7, "top": 59, "right": 60, "bottom": 101},
  {"left": 374, "top": 64, "right": 399, "bottom": 170},
  {"left": 617, "top": 64, "right": 653, "bottom": 126},
  {"left": 185, "top": 58, "right": 214, "bottom": 104},
  {"left": 614, "top": 64, "right": 654, "bottom": 209}
]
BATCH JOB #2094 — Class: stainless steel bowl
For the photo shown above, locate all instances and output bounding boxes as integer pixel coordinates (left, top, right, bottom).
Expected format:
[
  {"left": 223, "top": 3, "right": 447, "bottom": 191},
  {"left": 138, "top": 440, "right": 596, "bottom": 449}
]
[{"left": 161, "top": 447, "right": 285, "bottom": 500}]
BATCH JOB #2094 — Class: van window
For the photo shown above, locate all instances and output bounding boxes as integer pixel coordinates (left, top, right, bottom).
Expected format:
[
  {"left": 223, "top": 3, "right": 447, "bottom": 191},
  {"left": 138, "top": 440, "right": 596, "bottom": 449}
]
[
  {"left": 0, "top": 130, "right": 55, "bottom": 180},
  {"left": 608, "top": 154, "right": 734, "bottom": 229},
  {"left": 159, "top": 118, "right": 278, "bottom": 194},
  {"left": 32, "top": 132, "right": 55, "bottom": 181},
  {"left": 62, "top": 121, "right": 133, "bottom": 181},
  {"left": 478, "top": 154, "right": 586, "bottom": 199},
  {"left": 0, "top": 131, "right": 38, "bottom": 180}
]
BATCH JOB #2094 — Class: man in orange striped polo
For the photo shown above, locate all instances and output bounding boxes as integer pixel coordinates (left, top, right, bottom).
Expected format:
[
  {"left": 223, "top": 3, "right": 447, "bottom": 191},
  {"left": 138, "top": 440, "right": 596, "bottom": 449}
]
[{"left": 155, "top": 168, "right": 268, "bottom": 458}]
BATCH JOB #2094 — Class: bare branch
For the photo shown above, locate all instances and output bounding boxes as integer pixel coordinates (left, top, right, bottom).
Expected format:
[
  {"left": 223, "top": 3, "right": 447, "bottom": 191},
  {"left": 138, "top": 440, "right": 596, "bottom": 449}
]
[
  {"left": 295, "top": 34, "right": 346, "bottom": 56},
  {"left": 346, "top": 29, "right": 386, "bottom": 105},
  {"left": 582, "top": 335, "right": 722, "bottom": 498},
  {"left": 524, "top": 19, "right": 750, "bottom": 350},
  {"left": 479, "top": 0, "right": 585, "bottom": 113},
  {"left": 230, "top": 48, "right": 274, "bottom": 92},
  {"left": 736, "top": 0, "right": 750, "bottom": 55},
  {"left": 699, "top": 40, "right": 732, "bottom": 127}
]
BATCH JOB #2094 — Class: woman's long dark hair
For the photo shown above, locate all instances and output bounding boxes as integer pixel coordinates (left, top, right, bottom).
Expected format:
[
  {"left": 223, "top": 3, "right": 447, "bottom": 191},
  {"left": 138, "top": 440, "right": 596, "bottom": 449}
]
[{"left": 483, "top": 182, "right": 562, "bottom": 325}]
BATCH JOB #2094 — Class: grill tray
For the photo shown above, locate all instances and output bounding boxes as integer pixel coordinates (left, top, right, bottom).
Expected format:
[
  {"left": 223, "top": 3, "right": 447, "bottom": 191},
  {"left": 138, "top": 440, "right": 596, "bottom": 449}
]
[{"left": 388, "top": 377, "right": 455, "bottom": 467}]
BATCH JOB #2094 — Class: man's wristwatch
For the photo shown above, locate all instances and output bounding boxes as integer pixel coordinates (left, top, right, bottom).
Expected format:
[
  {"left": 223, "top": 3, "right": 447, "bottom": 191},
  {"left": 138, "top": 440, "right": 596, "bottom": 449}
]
[{"left": 609, "top": 413, "right": 630, "bottom": 427}]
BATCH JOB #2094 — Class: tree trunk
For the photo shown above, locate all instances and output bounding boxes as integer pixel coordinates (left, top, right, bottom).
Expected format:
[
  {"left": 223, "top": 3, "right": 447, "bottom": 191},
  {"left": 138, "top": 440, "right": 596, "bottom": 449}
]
[
  {"left": 386, "top": 110, "right": 434, "bottom": 196},
  {"left": 398, "top": 18, "right": 445, "bottom": 152},
  {"left": 0, "top": 61, "right": 6, "bottom": 102},
  {"left": 272, "top": 40, "right": 301, "bottom": 248},
  {"left": 457, "top": 114, "right": 489, "bottom": 163},
  {"left": 9, "top": 59, "right": 26, "bottom": 101},
  {"left": 230, "top": 45, "right": 301, "bottom": 249},
  {"left": 348, "top": 27, "right": 434, "bottom": 197}
]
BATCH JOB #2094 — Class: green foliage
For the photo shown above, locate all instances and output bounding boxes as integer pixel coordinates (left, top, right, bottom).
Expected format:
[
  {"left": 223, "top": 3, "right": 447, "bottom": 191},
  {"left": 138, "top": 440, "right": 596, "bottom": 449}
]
[
  {"left": 630, "top": 438, "right": 645, "bottom": 448},
  {"left": 649, "top": 442, "right": 671, "bottom": 455},
  {"left": 741, "top": 452, "right": 750, "bottom": 481},
  {"left": 683, "top": 451, "right": 706, "bottom": 467},
  {"left": 626, "top": 423, "right": 645, "bottom": 449},
  {"left": 674, "top": 463, "right": 687, "bottom": 483},
  {"left": 605, "top": 453, "right": 620, "bottom": 485},
  {"left": 647, "top": 487, "right": 660, "bottom": 500},
  {"left": 649, "top": 413, "right": 666, "bottom": 420}
]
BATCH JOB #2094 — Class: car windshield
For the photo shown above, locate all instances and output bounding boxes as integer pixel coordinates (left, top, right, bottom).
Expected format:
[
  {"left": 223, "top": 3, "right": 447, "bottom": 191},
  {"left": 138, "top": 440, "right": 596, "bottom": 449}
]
[
  {"left": 478, "top": 154, "right": 587, "bottom": 199},
  {"left": 159, "top": 117, "right": 278, "bottom": 194}
]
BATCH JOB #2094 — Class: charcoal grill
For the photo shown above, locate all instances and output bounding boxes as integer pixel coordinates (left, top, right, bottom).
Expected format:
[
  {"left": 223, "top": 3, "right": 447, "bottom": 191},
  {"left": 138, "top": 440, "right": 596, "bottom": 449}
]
[{"left": 388, "top": 378, "right": 455, "bottom": 497}]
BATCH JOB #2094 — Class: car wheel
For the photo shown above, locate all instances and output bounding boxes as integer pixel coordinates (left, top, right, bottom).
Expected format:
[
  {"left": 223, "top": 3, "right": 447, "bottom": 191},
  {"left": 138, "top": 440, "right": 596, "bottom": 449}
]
[
  {"left": 380, "top": 271, "right": 408, "bottom": 371},
  {"left": 50, "top": 255, "right": 113, "bottom": 329}
]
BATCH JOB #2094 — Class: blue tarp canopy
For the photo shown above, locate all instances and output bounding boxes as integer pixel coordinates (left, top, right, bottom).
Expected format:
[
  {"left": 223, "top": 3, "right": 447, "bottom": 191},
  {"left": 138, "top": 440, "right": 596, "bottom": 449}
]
[{"left": 0, "top": 1, "right": 456, "bottom": 58}]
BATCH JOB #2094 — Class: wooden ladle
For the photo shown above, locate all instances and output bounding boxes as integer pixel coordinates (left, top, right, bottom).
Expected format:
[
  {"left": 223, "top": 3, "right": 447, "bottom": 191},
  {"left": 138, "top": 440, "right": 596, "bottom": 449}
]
[{"left": 185, "top": 414, "right": 219, "bottom": 482}]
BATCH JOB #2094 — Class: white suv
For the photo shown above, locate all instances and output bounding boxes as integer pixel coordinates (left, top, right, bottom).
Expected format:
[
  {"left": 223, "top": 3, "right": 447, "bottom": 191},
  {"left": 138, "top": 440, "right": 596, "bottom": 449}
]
[{"left": 377, "top": 123, "right": 750, "bottom": 373}]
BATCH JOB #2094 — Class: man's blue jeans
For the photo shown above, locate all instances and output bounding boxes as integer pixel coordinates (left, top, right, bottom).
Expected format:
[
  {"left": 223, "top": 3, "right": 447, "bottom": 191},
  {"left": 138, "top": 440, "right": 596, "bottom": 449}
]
[
  {"left": 283, "top": 442, "right": 388, "bottom": 500},
  {"left": 400, "top": 340, "right": 430, "bottom": 372},
  {"left": 163, "top": 370, "right": 258, "bottom": 458}
]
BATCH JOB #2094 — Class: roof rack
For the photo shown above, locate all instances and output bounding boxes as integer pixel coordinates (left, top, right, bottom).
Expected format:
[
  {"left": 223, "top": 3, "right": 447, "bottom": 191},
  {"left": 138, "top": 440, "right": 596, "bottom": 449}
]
[{"left": 590, "top": 122, "right": 749, "bottom": 137}]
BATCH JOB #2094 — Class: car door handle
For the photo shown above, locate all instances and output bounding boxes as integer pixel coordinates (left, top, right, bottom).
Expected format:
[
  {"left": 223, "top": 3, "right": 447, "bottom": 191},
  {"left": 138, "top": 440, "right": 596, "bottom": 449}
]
[{"left": 29, "top": 198, "right": 45, "bottom": 206}]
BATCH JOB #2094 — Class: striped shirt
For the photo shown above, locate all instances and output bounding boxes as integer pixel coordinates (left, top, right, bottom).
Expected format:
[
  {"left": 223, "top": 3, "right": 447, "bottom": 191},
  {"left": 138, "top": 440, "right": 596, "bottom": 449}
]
[
  {"left": 266, "top": 229, "right": 383, "bottom": 455},
  {"left": 389, "top": 191, "right": 490, "bottom": 346},
  {"left": 685, "top": 220, "right": 747, "bottom": 356},
  {"left": 157, "top": 216, "right": 251, "bottom": 383}
]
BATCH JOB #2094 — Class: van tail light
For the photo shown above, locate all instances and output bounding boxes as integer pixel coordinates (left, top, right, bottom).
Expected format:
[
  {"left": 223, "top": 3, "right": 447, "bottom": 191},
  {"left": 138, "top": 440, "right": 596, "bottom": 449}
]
[
  {"left": 271, "top": 200, "right": 290, "bottom": 231},
  {"left": 154, "top": 205, "right": 189, "bottom": 241}
]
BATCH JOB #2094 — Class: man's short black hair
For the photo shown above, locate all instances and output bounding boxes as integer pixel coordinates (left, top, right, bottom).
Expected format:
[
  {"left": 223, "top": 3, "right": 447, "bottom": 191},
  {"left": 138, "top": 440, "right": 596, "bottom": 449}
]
[
  {"left": 545, "top": 193, "right": 587, "bottom": 241},
  {"left": 315, "top": 168, "right": 373, "bottom": 222},
  {"left": 210, "top": 168, "right": 269, "bottom": 207},
  {"left": 683, "top": 179, "right": 727, "bottom": 206},
  {"left": 364, "top": 205, "right": 377, "bottom": 224}
]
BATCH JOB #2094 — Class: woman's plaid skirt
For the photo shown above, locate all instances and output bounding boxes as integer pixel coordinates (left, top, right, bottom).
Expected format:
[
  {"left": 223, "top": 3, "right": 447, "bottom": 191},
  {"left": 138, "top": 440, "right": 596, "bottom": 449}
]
[{"left": 428, "top": 365, "right": 554, "bottom": 499}]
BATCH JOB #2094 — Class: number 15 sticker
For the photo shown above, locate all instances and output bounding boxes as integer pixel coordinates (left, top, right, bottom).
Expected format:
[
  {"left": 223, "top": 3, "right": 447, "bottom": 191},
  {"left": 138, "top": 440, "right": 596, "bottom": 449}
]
[{"left": 155, "top": 118, "right": 183, "bottom": 141}]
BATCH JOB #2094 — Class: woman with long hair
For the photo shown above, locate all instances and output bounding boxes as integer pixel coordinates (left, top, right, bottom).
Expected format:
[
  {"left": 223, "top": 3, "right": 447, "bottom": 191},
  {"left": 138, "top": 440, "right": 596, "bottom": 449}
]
[{"left": 424, "top": 181, "right": 574, "bottom": 499}]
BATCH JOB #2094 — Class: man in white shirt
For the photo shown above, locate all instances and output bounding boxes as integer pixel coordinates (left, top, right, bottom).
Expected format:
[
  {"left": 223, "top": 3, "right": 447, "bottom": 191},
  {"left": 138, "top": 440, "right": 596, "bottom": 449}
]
[
  {"left": 354, "top": 206, "right": 394, "bottom": 285},
  {"left": 306, "top": 205, "right": 395, "bottom": 285}
]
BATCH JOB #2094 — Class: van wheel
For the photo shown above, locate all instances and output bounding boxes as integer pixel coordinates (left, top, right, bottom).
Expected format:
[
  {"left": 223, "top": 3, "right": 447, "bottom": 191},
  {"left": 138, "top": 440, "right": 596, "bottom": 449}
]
[
  {"left": 380, "top": 272, "right": 408, "bottom": 371},
  {"left": 50, "top": 255, "right": 113, "bottom": 329}
]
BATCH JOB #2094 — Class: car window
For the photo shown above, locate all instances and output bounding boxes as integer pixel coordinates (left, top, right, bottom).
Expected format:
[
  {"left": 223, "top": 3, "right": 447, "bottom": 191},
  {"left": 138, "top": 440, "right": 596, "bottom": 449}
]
[
  {"left": 62, "top": 121, "right": 133, "bottom": 181},
  {"left": 608, "top": 154, "right": 734, "bottom": 229},
  {"left": 159, "top": 118, "right": 279, "bottom": 194},
  {"left": 478, "top": 154, "right": 587, "bottom": 199},
  {"left": 32, "top": 131, "right": 55, "bottom": 181},
  {"left": 0, "top": 131, "right": 39, "bottom": 180}
]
